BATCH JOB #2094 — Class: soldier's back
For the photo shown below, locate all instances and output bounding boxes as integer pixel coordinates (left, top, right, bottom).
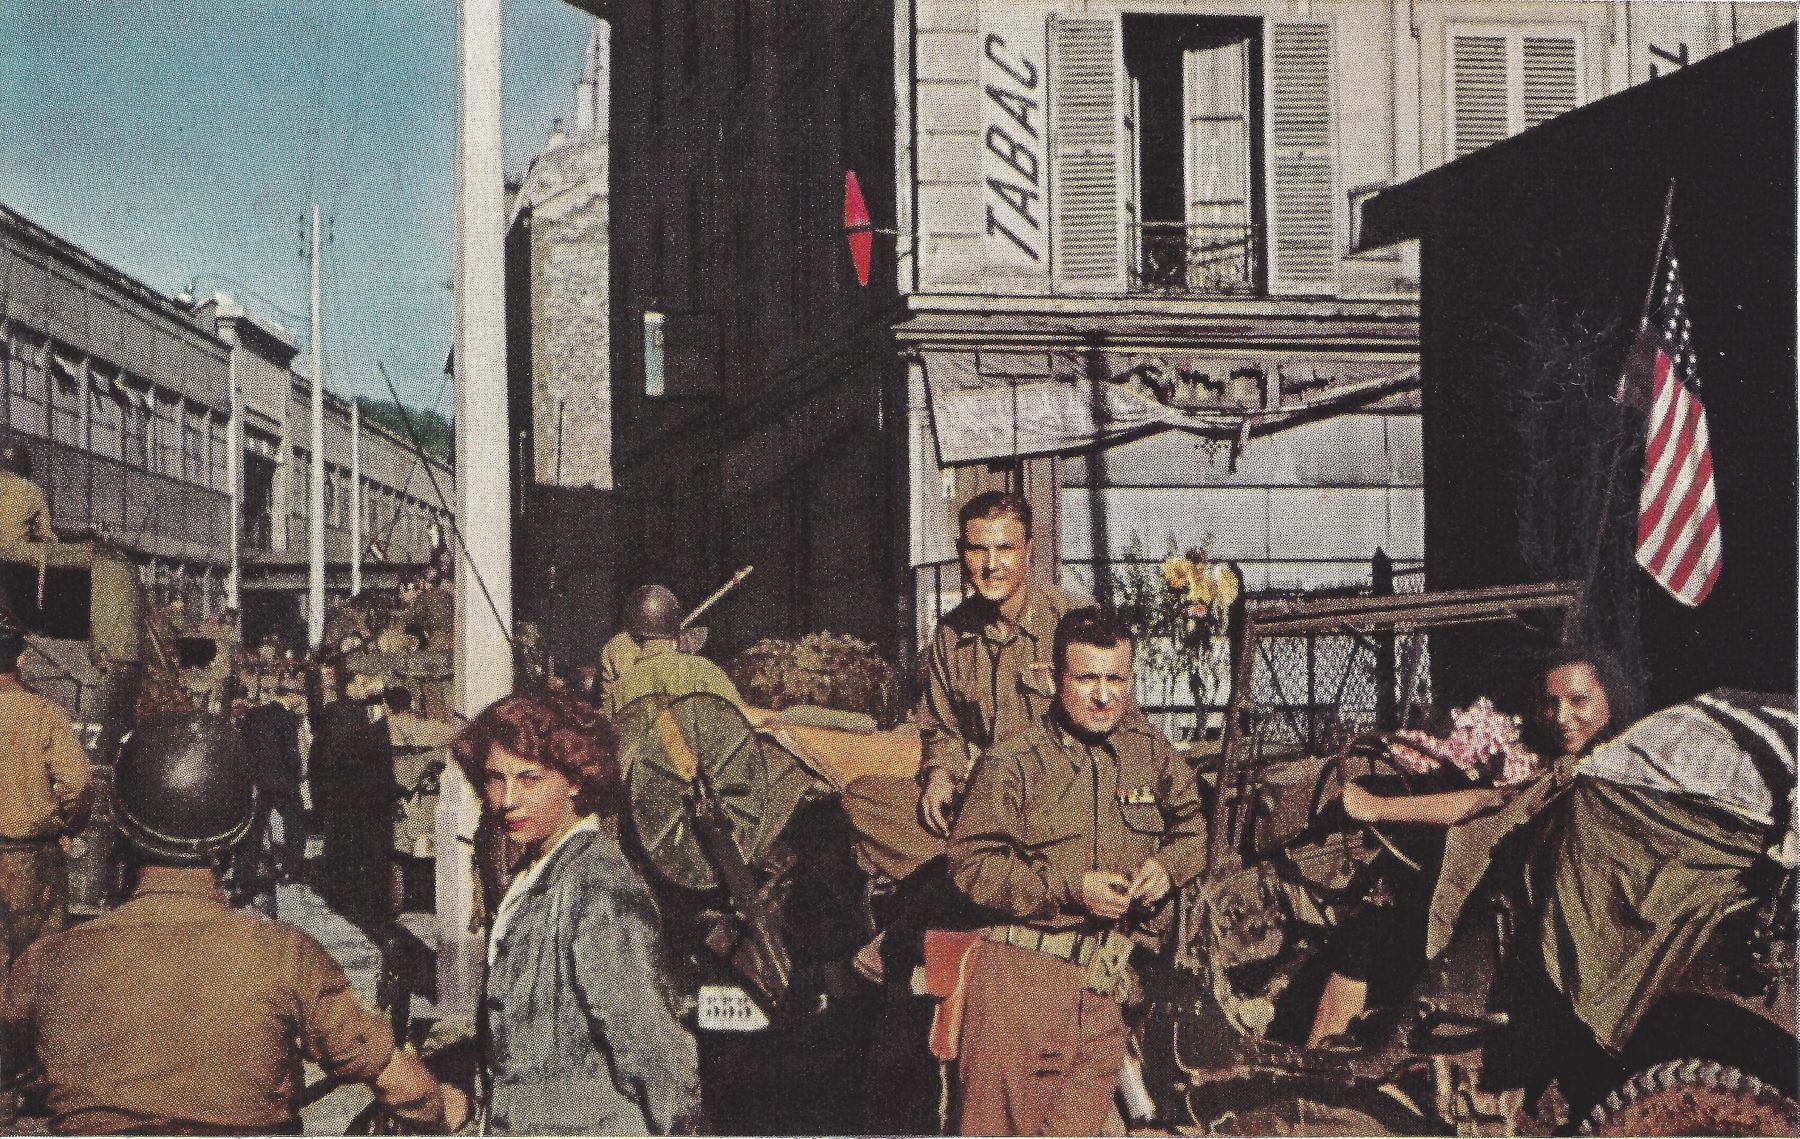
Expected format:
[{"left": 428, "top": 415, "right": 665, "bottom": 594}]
[
  {"left": 610, "top": 648, "right": 744, "bottom": 714},
  {"left": 7, "top": 881, "right": 392, "bottom": 1133}
]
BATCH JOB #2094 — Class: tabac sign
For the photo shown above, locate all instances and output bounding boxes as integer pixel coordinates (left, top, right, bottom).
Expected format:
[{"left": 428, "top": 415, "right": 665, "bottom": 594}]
[{"left": 981, "top": 2, "right": 1049, "bottom": 276}]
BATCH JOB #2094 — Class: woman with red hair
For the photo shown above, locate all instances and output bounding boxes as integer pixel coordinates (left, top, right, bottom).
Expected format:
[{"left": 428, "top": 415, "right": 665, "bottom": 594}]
[{"left": 453, "top": 688, "right": 700, "bottom": 1135}]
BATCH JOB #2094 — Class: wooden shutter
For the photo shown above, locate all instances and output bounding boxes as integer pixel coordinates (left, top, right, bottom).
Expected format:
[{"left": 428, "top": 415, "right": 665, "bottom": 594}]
[
  {"left": 1267, "top": 22, "right": 1338, "bottom": 295},
  {"left": 1184, "top": 36, "right": 1253, "bottom": 291},
  {"left": 1050, "top": 16, "right": 1125, "bottom": 292},
  {"left": 1452, "top": 30, "right": 1581, "bottom": 158},
  {"left": 1451, "top": 35, "right": 1508, "bottom": 157},
  {"left": 1522, "top": 35, "right": 1579, "bottom": 129}
]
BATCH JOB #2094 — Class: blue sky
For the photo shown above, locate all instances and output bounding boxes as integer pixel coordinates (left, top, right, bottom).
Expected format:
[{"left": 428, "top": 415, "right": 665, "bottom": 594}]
[{"left": 0, "top": 0, "right": 596, "bottom": 410}]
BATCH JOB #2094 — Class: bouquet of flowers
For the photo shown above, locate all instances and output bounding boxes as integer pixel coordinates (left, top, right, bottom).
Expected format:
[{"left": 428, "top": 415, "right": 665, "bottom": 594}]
[
  {"left": 1389, "top": 697, "right": 1542, "bottom": 786},
  {"left": 1160, "top": 548, "right": 1241, "bottom": 637}
]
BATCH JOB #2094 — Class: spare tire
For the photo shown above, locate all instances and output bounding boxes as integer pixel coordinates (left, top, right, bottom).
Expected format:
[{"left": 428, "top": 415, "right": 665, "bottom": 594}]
[{"left": 1580, "top": 1059, "right": 1798, "bottom": 1137}]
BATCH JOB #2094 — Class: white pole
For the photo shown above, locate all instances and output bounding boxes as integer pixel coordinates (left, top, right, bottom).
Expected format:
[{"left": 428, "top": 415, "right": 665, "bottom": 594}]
[
  {"left": 308, "top": 204, "right": 326, "bottom": 649},
  {"left": 452, "top": 0, "right": 513, "bottom": 713},
  {"left": 226, "top": 337, "right": 242, "bottom": 611},
  {"left": 439, "top": 0, "right": 513, "bottom": 1019},
  {"left": 350, "top": 398, "right": 362, "bottom": 597}
]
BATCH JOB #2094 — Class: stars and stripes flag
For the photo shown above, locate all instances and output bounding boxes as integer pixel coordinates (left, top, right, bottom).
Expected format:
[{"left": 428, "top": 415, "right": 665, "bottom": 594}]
[{"left": 1623, "top": 239, "right": 1721, "bottom": 606}]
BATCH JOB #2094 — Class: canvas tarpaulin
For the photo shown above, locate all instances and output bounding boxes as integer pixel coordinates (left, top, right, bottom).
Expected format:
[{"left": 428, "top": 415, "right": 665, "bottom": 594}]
[{"left": 1530, "top": 776, "right": 1765, "bottom": 1051}]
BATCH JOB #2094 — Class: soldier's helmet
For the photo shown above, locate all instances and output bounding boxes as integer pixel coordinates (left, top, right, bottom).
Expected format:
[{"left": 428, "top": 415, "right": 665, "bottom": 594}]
[
  {"left": 0, "top": 444, "right": 31, "bottom": 479},
  {"left": 622, "top": 584, "right": 683, "bottom": 640},
  {"left": 116, "top": 713, "right": 256, "bottom": 865}
]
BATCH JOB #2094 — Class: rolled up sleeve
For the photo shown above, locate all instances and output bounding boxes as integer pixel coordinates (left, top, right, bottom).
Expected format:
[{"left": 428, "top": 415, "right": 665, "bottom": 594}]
[
  {"left": 291, "top": 932, "right": 394, "bottom": 1086},
  {"left": 918, "top": 633, "right": 968, "bottom": 778},
  {"left": 43, "top": 711, "right": 90, "bottom": 812}
]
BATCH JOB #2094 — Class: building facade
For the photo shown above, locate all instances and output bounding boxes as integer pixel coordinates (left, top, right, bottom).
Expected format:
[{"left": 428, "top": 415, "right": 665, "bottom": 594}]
[
  {"left": 0, "top": 204, "right": 453, "bottom": 648},
  {"left": 0, "top": 205, "right": 235, "bottom": 608},
  {"left": 1363, "top": 23, "right": 1797, "bottom": 710},
  {"left": 507, "top": 24, "right": 619, "bottom": 670},
  {"left": 568, "top": 0, "right": 1779, "bottom": 721},
  {"left": 199, "top": 295, "right": 455, "bottom": 647}
]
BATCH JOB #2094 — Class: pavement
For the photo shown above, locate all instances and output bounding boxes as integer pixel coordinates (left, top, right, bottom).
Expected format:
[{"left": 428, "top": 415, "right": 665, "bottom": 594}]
[
  {"left": 280, "top": 880, "right": 388, "bottom": 1134},
  {"left": 279, "top": 878, "right": 460, "bottom": 1130}
]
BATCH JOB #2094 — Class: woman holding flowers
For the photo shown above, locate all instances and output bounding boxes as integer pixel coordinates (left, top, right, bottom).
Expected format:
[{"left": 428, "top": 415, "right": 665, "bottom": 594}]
[
  {"left": 1305, "top": 645, "right": 1632, "bottom": 1047},
  {"left": 1305, "top": 700, "right": 1545, "bottom": 1047}
]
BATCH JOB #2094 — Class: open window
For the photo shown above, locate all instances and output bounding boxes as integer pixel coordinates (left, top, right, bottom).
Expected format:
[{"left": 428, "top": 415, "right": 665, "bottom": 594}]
[{"left": 1124, "top": 16, "right": 1263, "bottom": 296}]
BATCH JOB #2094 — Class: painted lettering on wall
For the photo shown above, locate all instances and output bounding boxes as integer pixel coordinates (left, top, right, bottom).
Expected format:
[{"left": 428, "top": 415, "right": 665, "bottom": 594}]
[{"left": 982, "top": 32, "right": 1044, "bottom": 270}]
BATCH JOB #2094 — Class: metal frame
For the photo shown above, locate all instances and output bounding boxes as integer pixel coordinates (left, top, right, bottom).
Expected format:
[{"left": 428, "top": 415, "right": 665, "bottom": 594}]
[{"left": 1203, "top": 580, "right": 1582, "bottom": 875}]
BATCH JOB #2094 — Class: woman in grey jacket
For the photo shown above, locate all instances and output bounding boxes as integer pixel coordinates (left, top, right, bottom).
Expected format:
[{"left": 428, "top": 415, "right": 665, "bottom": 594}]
[{"left": 454, "top": 688, "right": 701, "bottom": 1135}]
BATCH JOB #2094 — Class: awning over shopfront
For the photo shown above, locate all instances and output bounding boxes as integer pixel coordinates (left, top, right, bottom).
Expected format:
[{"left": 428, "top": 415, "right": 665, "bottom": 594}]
[{"left": 922, "top": 347, "right": 1417, "bottom": 465}]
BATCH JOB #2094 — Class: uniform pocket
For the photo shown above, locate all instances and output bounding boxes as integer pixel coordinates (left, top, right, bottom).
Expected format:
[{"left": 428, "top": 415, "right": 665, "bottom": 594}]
[
  {"left": 1019, "top": 665, "right": 1057, "bottom": 700},
  {"left": 1118, "top": 801, "right": 1167, "bottom": 835}
]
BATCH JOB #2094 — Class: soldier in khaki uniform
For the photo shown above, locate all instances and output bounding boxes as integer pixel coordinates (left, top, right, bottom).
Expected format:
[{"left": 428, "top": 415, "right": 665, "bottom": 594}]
[
  {"left": 600, "top": 584, "right": 749, "bottom": 718},
  {"left": 947, "top": 608, "right": 1207, "bottom": 1136},
  {"left": 0, "top": 713, "right": 469, "bottom": 1135},
  {"left": 0, "top": 626, "right": 90, "bottom": 965},
  {"left": 0, "top": 445, "right": 55, "bottom": 547},
  {"left": 918, "top": 491, "right": 1086, "bottom": 837}
]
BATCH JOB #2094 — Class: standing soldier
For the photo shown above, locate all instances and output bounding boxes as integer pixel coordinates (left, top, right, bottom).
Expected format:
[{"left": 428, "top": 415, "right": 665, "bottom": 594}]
[
  {"left": 0, "top": 623, "right": 90, "bottom": 966},
  {"left": 0, "top": 714, "right": 469, "bottom": 1134},
  {"left": 0, "top": 444, "right": 55, "bottom": 547},
  {"left": 947, "top": 608, "right": 1207, "bottom": 1136},
  {"left": 918, "top": 491, "right": 1086, "bottom": 837}
]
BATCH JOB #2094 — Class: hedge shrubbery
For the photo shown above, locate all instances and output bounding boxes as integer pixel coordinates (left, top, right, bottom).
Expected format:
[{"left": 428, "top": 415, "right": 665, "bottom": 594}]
[{"left": 727, "top": 633, "right": 903, "bottom": 728}]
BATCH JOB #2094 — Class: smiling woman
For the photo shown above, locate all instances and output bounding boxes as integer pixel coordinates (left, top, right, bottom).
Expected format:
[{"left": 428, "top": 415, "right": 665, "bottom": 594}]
[{"left": 451, "top": 688, "right": 701, "bottom": 1135}]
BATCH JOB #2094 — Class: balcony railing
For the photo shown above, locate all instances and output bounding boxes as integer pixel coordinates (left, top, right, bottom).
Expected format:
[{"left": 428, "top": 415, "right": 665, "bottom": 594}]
[{"left": 1130, "top": 222, "right": 1259, "bottom": 296}]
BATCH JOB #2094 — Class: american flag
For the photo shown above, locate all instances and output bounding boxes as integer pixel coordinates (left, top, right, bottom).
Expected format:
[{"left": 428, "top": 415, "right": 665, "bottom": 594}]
[{"left": 1627, "top": 240, "right": 1721, "bottom": 607}]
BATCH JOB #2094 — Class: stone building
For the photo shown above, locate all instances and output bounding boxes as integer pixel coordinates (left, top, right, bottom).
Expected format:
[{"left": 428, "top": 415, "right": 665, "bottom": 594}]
[
  {"left": 506, "top": 23, "right": 616, "bottom": 669},
  {"left": 553, "top": 0, "right": 1783, "bottom": 723}
]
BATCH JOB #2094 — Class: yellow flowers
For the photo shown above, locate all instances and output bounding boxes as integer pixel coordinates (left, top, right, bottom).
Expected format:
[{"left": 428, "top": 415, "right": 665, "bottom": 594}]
[{"left": 1160, "top": 549, "right": 1239, "bottom": 626}]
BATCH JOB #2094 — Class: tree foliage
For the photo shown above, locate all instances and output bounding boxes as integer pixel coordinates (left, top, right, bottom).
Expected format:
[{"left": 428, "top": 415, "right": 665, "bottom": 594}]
[{"left": 356, "top": 396, "right": 453, "bottom": 464}]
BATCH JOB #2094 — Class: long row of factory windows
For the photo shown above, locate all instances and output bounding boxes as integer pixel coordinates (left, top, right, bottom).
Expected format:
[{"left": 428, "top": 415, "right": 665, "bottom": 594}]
[{"left": 0, "top": 322, "right": 228, "bottom": 493}]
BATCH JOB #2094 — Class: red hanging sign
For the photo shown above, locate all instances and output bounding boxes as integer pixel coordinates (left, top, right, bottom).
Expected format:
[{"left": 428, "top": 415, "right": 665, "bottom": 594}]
[{"left": 844, "top": 170, "right": 872, "bottom": 287}]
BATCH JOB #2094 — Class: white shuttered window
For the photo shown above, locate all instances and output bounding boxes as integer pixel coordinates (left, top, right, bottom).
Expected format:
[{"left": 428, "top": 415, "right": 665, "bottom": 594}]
[
  {"left": 1267, "top": 22, "right": 1338, "bottom": 295},
  {"left": 1449, "top": 27, "right": 1583, "bottom": 158},
  {"left": 1050, "top": 16, "right": 1125, "bottom": 291}
]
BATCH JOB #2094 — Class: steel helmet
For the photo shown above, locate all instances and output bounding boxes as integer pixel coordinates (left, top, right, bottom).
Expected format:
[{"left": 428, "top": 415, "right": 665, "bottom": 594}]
[
  {"left": 623, "top": 584, "right": 682, "bottom": 640},
  {"left": 116, "top": 713, "right": 256, "bottom": 865}
]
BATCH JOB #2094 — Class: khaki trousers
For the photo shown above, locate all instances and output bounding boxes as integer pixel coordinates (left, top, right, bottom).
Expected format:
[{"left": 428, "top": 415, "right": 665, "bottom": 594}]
[{"left": 956, "top": 940, "right": 1126, "bottom": 1136}]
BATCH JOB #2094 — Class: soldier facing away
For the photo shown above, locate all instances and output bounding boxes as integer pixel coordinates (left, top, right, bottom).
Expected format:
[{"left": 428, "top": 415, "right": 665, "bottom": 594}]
[
  {"left": 0, "top": 444, "right": 55, "bottom": 547},
  {"left": 0, "top": 713, "right": 469, "bottom": 1134},
  {"left": 598, "top": 584, "right": 748, "bottom": 718},
  {"left": 0, "top": 622, "right": 90, "bottom": 966}
]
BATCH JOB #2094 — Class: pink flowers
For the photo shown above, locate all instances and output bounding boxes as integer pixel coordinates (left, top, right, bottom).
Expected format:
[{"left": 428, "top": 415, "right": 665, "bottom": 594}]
[{"left": 1389, "top": 697, "right": 1542, "bottom": 787}]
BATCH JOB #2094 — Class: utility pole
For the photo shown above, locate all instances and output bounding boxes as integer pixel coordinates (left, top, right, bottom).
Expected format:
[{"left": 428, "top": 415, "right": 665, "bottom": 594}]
[
  {"left": 350, "top": 397, "right": 362, "bottom": 597},
  {"left": 308, "top": 204, "right": 326, "bottom": 649},
  {"left": 226, "top": 339, "right": 242, "bottom": 612},
  {"left": 439, "top": 0, "right": 514, "bottom": 1019}
]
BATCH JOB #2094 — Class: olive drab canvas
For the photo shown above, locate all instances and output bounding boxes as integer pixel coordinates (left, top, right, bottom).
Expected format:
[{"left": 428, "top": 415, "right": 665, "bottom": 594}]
[{"left": 0, "top": 1, "right": 1795, "bottom": 1135}]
